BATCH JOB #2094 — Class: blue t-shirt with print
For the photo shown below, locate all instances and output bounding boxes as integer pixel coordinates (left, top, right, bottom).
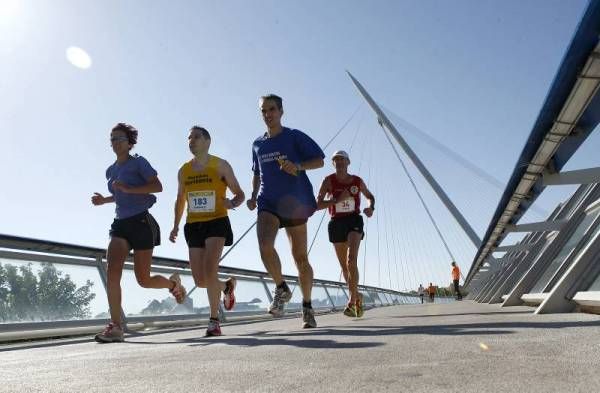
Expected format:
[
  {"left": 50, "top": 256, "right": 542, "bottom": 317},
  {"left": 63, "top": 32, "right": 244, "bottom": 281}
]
[
  {"left": 106, "top": 155, "right": 158, "bottom": 219},
  {"left": 252, "top": 127, "right": 325, "bottom": 219}
]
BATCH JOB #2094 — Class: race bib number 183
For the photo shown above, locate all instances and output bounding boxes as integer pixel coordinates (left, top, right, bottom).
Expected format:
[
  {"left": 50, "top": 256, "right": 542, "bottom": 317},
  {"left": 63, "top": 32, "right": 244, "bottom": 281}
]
[{"left": 188, "top": 190, "right": 216, "bottom": 213}]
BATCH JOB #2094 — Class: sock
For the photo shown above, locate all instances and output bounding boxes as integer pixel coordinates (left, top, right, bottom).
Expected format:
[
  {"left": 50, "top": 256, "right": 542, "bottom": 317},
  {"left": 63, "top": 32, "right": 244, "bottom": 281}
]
[
  {"left": 302, "top": 301, "right": 312, "bottom": 309},
  {"left": 210, "top": 317, "right": 219, "bottom": 322},
  {"left": 277, "top": 281, "right": 290, "bottom": 292}
]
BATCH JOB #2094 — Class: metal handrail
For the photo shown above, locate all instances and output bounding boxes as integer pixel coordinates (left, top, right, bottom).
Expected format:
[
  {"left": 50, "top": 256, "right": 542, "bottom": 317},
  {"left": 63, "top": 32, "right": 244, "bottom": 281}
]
[
  {"left": 0, "top": 234, "right": 451, "bottom": 340},
  {"left": 0, "top": 234, "right": 420, "bottom": 295}
]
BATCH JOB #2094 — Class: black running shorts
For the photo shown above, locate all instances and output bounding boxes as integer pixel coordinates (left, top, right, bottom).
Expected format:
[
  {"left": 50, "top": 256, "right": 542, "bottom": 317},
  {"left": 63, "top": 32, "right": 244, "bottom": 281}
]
[
  {"left": 109, "top": 211, "right": 160, "bottom": 250},
  {"left": 328, "top": 213, "right": 364, "bottom": 243},
  {"left": 184, "top": 216, "right": 234, "bottom": 248}
]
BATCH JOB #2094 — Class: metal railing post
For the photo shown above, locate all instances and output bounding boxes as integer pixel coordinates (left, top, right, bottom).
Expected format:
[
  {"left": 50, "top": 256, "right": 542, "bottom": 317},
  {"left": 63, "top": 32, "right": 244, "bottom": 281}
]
[
  {"left": 261, "top": 277, "right": 273, "bottom": 302},
  {"left": 322, "top": 286, "right": 336, "bottom": 311}
]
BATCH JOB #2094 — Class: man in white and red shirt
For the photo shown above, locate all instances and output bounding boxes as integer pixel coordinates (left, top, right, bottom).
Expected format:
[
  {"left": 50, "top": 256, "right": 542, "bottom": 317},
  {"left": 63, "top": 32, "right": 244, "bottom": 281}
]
[{"left": 317, "top": 150, "right": 375, "bottom": 318}]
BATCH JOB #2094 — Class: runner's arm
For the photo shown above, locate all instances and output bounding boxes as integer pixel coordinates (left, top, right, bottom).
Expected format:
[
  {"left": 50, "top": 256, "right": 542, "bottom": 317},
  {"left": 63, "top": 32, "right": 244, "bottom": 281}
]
[
  {"left": 316, "top": 178, "right": 335, "bottom": 210},
  {"left": 170, "top": 169, "right": 186, "bottom": 242},
  {"left": 91, "top": 193, "right": 114, "bottom": 205},
  {"left": 221, "top": 160, "right": 245, "bottom": 209},
  {"left": 246, "top": 174, "right": 260, "bottom": 210},
  {"left": 360, "top": 179, "right": 375, "bottom": 217},
  {"left": 360, "top": 179, "right": 375, "bottom": 210},
  {"left": 297, "top": 156, "right": 324, "bottom": 171},
  {"left": 249, "top": 174, "right": 260, "bottom": 201},
  {"left": 112, "top": 176, "right": 163, "bottom": 194}
]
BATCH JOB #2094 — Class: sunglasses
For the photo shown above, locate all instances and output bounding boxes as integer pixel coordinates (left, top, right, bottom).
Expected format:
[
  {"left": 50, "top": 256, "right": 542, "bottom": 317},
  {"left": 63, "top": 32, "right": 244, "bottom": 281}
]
[{"left": 110, "top": 136, "right": 129, "bottom": 143}]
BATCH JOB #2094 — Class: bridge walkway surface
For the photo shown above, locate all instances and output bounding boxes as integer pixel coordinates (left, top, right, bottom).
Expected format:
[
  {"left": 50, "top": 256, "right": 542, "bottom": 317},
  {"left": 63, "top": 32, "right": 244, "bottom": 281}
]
[{"left": 2, "top": 301, "right": 600, "bottom": 392}]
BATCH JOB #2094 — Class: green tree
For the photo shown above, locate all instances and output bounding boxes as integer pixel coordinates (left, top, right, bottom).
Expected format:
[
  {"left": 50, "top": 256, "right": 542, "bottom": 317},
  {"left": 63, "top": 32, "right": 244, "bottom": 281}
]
[
  {"left": 37, "top": 263, "right": 96, "bottom": 320},
  {"left": 3, "top": 264, "right": 38, "bottom": 321},
  {"left": 0, "top": 264, "right": 9, "bottom": 319},
  {"left": 0, "top": 262, "right": 96, "bottom": 322}
]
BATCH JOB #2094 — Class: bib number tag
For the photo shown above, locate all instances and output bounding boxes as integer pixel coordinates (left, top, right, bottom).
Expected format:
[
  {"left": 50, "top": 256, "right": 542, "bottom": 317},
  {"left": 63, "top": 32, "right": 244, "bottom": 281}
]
[
  {"left": 335, "top": 198, "right": 355, "bottom": 213},
  {"left": 188, "top": 190, "right": 216, "bottom": 213}
]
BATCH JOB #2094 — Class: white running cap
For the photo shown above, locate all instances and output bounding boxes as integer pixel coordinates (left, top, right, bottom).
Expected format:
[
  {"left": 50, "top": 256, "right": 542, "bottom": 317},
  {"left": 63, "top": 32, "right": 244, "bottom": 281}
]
[{"left": 332, "top": 150, "right": 350, "bottom": 160}]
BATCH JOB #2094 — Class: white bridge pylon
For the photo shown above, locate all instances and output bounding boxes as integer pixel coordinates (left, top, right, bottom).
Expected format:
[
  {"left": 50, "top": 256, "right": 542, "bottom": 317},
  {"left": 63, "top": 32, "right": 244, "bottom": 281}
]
[{"left": 347, "top": 71, "right": 482, "bottom": 250}]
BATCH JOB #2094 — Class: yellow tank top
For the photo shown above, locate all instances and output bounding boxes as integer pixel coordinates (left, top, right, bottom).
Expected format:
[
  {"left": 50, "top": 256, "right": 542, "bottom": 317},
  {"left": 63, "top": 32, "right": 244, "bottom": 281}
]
[{"left": 182, "top": 155, "right": 228, "bottom": 223}]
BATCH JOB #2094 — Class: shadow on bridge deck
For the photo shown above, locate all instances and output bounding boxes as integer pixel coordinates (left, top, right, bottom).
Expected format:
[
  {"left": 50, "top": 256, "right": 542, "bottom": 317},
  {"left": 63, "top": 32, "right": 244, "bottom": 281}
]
[{"left": 3, "top": 302, "right": 600, "bottom": 392}]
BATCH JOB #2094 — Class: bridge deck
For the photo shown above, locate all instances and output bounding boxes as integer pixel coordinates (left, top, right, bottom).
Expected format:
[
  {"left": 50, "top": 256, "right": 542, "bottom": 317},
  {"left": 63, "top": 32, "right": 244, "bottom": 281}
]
[{"left": 2, "top": 302, "right": 600, "bottom": 392}]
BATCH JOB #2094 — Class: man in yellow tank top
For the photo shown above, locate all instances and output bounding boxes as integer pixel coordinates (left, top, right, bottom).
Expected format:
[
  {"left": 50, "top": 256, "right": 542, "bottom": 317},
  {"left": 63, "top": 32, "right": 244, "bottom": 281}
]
[{"left": 169, "top": 126, "right": 245, "bottom": 337}]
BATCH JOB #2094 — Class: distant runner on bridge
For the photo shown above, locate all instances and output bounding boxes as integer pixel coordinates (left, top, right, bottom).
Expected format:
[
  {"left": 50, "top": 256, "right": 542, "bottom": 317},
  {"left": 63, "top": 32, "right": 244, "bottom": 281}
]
[
  {"left": 92, "top": 123, "right": 186, "bottom": 343},
  {"left": 316, "top": 150, "right": 375, "bottom": 318},
  {"left": 428, "top": 283, "right": 437, "bottom": 302},
  {"left": 418, "top": 284, "right": 425, "bottom": 304},
  {"left": 451, "top": 261, "right": 463, "bottom": 301},
  {"left": 170, "top": 126, "right": 245, "bottom": 337},
  {"left": 247, "top": 94, "right": 325, "bottom": 329}
]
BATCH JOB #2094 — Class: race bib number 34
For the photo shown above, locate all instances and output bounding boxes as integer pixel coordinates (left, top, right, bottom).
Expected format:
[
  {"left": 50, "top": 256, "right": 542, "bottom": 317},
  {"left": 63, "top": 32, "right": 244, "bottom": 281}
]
[
  {"left": 188, "top": 190, "right": 216, "bottom": 213},
  {"left": 336, "top": 198, "right": 355, "bottom": 213}
]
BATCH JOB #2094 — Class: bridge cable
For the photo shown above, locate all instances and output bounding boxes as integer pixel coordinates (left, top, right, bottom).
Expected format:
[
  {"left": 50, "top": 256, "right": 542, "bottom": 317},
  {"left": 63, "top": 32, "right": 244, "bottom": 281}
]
[
  {"left": 379, "top": 122, "right": 456, "bottom": 263},
  {"left": 381, "top": 106, "right": 549, "bottom": 218},
  {"left": 361, "top": 135, "right": 375, "bottom": 286},
  {"left": 381, "top": 190, "right": 394, "bottom": 289},
  {"left": 375, "top": 163, "right": 382, "bottom": 287}
]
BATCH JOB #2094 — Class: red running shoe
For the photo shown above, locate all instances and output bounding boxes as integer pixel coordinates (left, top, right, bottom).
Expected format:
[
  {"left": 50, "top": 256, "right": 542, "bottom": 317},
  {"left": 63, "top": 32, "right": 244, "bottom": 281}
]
[
  {"left": 223, "top": 277, "right": 237, "bottom": 310},
  {"left": 205, "top": 319, "right": 222, "bottom": 337}
]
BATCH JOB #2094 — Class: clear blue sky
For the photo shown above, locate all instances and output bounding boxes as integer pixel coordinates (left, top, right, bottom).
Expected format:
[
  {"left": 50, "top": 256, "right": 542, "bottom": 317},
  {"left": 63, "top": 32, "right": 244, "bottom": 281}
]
[{"left": 1, "top": 0, "right": 596, "bottom": 300}]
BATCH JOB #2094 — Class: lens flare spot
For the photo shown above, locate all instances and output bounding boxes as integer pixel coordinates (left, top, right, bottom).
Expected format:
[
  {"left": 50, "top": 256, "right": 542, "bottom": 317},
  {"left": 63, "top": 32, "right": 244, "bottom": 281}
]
[
  {"left": 0, "top": 0, "right": 20, "bottom": 20},
  {"left": 66, "top": 46, "right": 92, "bottom": 69}
]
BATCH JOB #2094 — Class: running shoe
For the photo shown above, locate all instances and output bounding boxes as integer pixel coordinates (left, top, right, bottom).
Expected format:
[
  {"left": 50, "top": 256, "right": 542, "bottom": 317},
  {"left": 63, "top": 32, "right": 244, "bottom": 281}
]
[
  {"left": 205, "top": 319, "right": 222, "bottom": 337},
  {"left": 356, "top": 294, "right": 364, "bottom": 318},
  {"left": 223, "top": 277, "right": 237, "bottom": 311},
  {"left": 94, "top": 322, "right": 124, "bottom": 343},
  {"left": 268, "top": 285, "right": 292, "bottom": 317},
  {"left": 302, "top": 306, "right": 317, "bottom": 328},
  {"left": 169, "top": 273, "right": 187, "bottom": 304},
  {"left": 343, "top": 304, "right": 358, "bottom": 318}
]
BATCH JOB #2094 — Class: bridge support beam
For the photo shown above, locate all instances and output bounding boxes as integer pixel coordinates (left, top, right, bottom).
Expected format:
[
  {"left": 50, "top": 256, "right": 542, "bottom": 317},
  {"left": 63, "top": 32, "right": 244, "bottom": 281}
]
[
  {"left": 543, "top": 167, "right": 600, "bottom": 186},
  {"left": 503, "top": 187, "right": 600, "bottom": 307},
  {"left": 488, "top": 234, "right": 548, "bottom": 304},
  {"left": 505, "top": 219, "right": 568, "bottom": 233},
  {"left": 536, "top": 214, "right": 600, "bottom": 313}
]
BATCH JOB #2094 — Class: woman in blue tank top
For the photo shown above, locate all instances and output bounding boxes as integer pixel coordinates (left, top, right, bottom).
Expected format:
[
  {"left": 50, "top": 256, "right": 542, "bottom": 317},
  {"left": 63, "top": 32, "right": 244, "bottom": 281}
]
[{"left": 90, "top": 123, "right": 186, "bottom": 343}]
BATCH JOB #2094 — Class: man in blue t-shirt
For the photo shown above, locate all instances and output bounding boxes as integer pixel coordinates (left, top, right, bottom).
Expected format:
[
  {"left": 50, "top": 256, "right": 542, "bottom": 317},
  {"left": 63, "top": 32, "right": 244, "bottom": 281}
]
[{"left": 247, "top": 94, "right": 324, "bottom": 328}]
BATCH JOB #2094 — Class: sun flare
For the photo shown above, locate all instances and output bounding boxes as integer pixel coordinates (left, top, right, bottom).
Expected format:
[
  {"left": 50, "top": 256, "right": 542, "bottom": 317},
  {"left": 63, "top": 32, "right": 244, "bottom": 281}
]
[{"left": 66, "top": 46, "right": 92, "bottom": 69}]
